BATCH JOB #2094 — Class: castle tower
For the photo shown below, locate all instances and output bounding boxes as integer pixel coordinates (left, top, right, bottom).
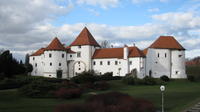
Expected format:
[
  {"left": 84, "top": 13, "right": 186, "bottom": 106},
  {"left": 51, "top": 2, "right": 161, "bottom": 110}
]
[
  {"left": 43, "top": 37, "right": 68, "bottom": 78},
  {"left": 70, "top": 27, "right": 100, "bottom": 75},
  {"left": 30, "top": 48, "right": 45, "bottom": 76},
  {"left": 145, "top": 36, "right": 187, "bottom": 78}
]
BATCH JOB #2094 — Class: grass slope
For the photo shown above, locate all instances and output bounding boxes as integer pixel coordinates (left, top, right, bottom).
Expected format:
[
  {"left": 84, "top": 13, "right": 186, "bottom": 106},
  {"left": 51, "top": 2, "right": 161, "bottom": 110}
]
[{"left": 0, "top": 80, "right": 200, "bottom": 112}]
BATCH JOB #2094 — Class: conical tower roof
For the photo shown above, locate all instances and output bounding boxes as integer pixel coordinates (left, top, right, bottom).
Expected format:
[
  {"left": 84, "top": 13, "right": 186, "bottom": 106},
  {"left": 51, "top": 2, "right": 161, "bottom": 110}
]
[
  {"left": 46, "top": 37, "right": 65, "bottom": 51},
  {"left": 149, "top": 36, "right": 185, "bottom": 50},
  {"left": 70, "top": 27, "right": 100, "bottom": 47}
]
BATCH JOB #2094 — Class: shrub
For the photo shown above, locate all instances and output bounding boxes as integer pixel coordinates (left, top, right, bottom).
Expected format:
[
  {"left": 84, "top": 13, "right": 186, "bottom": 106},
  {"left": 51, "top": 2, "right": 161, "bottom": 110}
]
[
  {"left": 55, "top": 104, "right": 87, "bottom": 112},
  {"left": 99, "top": 72, "right": 113, "bottom": 80},
  {"left": 19, "top": 79, "right": 57, "bottom": 98},
  {"left": 187, "top": 75, "right": 195, "bottom": 82},
  {"left": 55, "top": 92, "right": 155, "bottom": 112},
  {"left": 71, "top": 71, "right": 98, "bottom": 84},
  {"left": 122, "top": 76, "right": 135, "bottom": 85},
  {"left": 143, "top": 76, "right": 157, "bottom": 85},
  {"left": 54, "top": 88, "right": 82, "bottom": 99},
  {"left": 93, "top": 81, "right": 110, "bottom": 90},
  {"left": 0, "top": 78, "right": 21, "bottom": 89},
  {"left": 160, "top": 75, "right": 170, "bottom": 82}
]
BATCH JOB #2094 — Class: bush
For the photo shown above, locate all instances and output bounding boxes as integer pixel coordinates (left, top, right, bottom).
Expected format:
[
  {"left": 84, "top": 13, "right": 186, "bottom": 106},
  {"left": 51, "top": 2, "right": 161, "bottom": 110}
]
[
  {"left": 160, "top": 75, "right": 170, "bottom": 82},
  {"left": 122, "top": 76, "right": 164, "bottom": 85},
  {"left": 187, "top": 75, "right": 195, "bottom": 82},
  {"left": 122, "top": 76, "right": 135, "bottom": 85},
  {"left": 143, "top": 76, "right": 157, "bottom": 85},
  {"left": 0, "top": 78, "right": 21, "bottom": 89},
  {"left": 19, "top": 79, "right": 57, "bottom": 98},
  {"left": 55, "top": 92, "right": 156, "bottom": 112},
  {"left": 93, "top": 81, "right": 110, "bottom": 90},
  {"left": 71, "top": 71, "right": 98, "bottom": 84},
  {"left": 55, "top": 104, "right": 87, "bottom": 112},
  {"left": 54, "top": 88, "right": 82, "bottom": 99},
  {"left": 99, "top": 72, "right": 113, "bottom": 80}
]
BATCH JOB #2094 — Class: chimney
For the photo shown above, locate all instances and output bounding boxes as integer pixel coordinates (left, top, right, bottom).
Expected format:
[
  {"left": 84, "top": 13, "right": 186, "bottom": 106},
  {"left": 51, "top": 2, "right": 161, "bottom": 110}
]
[{"left": 123, "top": 44, "right": 128, "bottom": 59}]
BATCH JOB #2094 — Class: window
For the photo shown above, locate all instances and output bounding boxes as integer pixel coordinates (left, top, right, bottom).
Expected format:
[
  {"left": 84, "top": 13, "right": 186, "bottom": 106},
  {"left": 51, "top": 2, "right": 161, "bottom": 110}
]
[
  {"left": 62, "top": 54, "right": 64, "bottom": 58},
  {"left": 50, "top": 62, "right": 52, "bottom": 66},
  {"left": 100, "top": 61, "right": 103, "bottom": 65},
  {"left": 129, "top": 61, "right": 132, "bottom": 65},
  {"left": 115, "top": 61, "right": 118, "bottom": 65},
  {"left": 77, "top": 52, "right": 81, "bottom": 57},
  {"left": 179, "top": 55, "right": 182, "bottom": 57},
  {"left": 78, "top": 68, "right": 81, "bottom": 70},
  {"left": 35, "top": 63, "right": 37, "bottom": 67},
  {"left": 59, "top": 63, "right": 61, "bottom": 66},
  {"left": 78, "top": 61, "right": 80, "bottom": 64},
  {"left": 176, "top": 71, "right": 179, "bottom": 74},
  {"left": 93, "top": 61, "right": 96, "bottom": 65},
  {"left": 78, "top": 45, "right": 81, "bottom": 48},
  {"left": 70, "top": 55, "right": 72, "bottom": 58},
  {"left": 165, "top": 53, "right": 167, "bottom": 58},
  {"left": 33, "top": 57, "right": 35, "bottom": 60},
  {"left": 49, "top": 53, "right": 52, "bottom": 58},
  {"left": 157, "top": 53, "right": 159, "bottom": 58},
  {"left": 107, "top": 61, "right": 110, "bottom": 65}
]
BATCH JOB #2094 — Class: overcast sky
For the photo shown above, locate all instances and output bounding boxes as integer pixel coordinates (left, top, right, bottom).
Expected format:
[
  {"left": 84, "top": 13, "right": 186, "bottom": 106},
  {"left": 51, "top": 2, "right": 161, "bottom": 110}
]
[{"left": 1, "top": 0, "right": 200, "bottom": 61}]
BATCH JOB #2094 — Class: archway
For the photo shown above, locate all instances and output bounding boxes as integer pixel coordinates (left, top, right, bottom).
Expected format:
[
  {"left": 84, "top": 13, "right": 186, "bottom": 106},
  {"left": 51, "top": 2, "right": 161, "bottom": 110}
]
[{"left": 72, "top": 61, "right": 86, "bottom": 77}]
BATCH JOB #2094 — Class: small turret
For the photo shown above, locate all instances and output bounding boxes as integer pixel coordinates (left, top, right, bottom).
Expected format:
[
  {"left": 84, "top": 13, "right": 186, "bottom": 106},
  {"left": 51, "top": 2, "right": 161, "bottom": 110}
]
[{"left": 123, "top": 45, "right": 128, "bottom": 59}]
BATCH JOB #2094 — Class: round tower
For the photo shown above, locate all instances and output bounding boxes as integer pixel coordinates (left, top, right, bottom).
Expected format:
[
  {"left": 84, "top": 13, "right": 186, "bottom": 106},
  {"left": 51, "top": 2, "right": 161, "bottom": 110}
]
[{"left": 43, "top": 37, "right": 68, "bottom": 78}]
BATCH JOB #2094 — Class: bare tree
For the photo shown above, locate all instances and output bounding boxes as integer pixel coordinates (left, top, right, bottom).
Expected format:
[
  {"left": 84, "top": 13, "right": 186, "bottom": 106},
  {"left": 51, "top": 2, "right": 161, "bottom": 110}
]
[{"left": 100, "top": 40, "right": 110, "bottom": 48}]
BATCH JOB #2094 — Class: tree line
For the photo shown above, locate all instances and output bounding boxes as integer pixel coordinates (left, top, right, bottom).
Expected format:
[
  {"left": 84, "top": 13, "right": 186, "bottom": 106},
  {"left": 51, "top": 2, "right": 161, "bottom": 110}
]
[{"left": 0, "top": 50, "right": 32, "bottom": 78}]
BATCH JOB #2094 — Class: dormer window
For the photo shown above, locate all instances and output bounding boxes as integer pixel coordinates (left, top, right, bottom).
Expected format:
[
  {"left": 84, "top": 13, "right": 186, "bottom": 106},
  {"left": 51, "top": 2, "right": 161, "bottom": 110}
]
[{"left": 78, "top": 45, "right": 81, "bottom": 49}]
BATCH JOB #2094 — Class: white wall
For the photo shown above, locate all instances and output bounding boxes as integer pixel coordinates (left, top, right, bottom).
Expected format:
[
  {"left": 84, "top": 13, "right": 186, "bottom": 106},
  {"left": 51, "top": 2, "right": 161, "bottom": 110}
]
[
  {"left": 146, "top": 48, "right": 171, "bottom": 78},
  {"left": 30, "top": 55, "right": 44, "bottom": 76},
  {"left": 70, "top": 45, "right": 95, "bottom": 73},
  {"left": 129, "top": 57, "right": 145, "bottom": 78},
  {"left": 43, "top": 51, "right": 67, "bottom": 78},
  {"left": 171, "top": 50, "right": 187, "bottom": 78},
  {"left": 92, "top": 58, "right": 126, "bottom": 76}
]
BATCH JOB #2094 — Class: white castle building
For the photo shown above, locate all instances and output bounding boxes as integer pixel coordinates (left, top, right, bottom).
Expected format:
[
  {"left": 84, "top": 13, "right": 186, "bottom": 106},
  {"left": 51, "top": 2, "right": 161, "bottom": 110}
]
[{"left": 29, "top": 27, "right": 187, "bottom": 79}]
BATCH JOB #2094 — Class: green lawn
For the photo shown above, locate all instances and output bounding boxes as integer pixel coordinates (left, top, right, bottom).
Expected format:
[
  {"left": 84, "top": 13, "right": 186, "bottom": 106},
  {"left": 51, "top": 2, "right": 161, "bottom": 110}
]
[{"left": 0, "top": 80, "right": 200, "bottom": 112}]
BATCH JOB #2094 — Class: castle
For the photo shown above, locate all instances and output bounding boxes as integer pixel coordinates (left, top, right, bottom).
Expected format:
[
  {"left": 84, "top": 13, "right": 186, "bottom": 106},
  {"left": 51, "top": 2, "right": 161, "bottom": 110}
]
[{"left": 29, "top": 27, "right": 187, "bottom": 79}]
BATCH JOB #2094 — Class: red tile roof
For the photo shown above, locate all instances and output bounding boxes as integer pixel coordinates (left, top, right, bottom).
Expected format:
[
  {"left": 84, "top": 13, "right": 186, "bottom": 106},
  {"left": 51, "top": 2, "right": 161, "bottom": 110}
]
[
  {"left": 70, "top": 27, "right": 100, "bottom": 47},
  {"left": 142, "top": 48, "right": 148, "bottom": 56},
  {"left": 92, "top": 46, "right": 145, "bottom": 59},
  {"left": 149, "top": 36, "right": 185, "bottom": 50},
  {"left": 128, "top": 47, "right": 145, "bottom": 57},
  {"left": 31, "top": 48, "right": 45, "bottom": 56},
  {"left": 46, "top": 37, "right": 66, "bottom": 51},
  {"left": 66, "top": 46, "right": 76, "bottom": 53}
]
